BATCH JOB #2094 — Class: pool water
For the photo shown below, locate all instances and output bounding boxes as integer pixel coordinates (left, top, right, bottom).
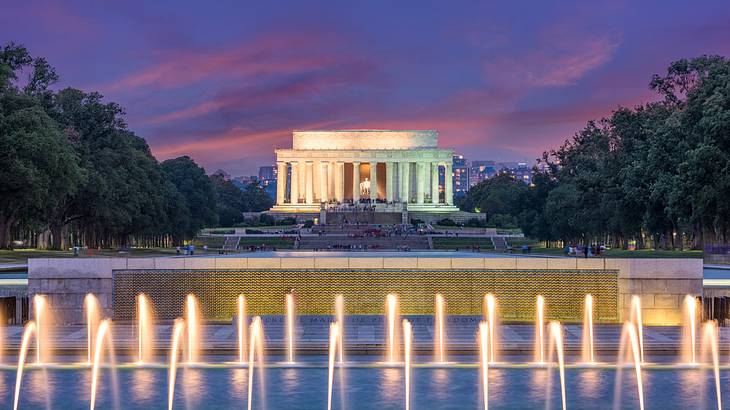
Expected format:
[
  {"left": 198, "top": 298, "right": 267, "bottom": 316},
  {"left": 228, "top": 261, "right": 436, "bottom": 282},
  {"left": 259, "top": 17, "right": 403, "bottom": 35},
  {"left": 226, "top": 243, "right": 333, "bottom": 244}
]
[{"left": 2, "top": 355, "right": 726, "bottom": 409}]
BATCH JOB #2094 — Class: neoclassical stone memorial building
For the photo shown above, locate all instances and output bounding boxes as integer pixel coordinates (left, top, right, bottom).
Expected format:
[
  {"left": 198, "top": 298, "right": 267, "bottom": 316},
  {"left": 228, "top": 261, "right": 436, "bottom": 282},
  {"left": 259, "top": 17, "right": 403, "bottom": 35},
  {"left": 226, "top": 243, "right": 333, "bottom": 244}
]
[{"left": 270, "top": 130, "right": 460, "bottom": 217}]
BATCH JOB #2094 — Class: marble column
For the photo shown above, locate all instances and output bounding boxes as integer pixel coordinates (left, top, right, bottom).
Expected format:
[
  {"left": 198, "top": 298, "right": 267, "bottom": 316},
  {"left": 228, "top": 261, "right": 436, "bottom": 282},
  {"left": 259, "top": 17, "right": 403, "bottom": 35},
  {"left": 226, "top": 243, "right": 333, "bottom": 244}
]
[
  {"left": 385, "top": 162, "right": 394, "bottom": 203},
  {"left": 352, "top": 161, "right": 361, "bottom": 202},
  {"left": 445, "top": 162, "right": 453, "bottom": 205},
  {"left": 298, "top": 161, "right": 306, "bottom": 199},
  {"left": 319, "top": 162, "right": 328, "bottom": 203},
  {"left": 305, "top": 161, "right": 314, "bottom": 204},
  {"left": 400, "top": 162, "right": 410, "bottom": 203},
  {"left": 431, "top": 162, "right": 439, "bottom": 204},
  {"left": 329, "top": 161, "right": 336, "bottom": 201},
  {"left": 416, "top": 162, "right": 425, "bottom": 204},
  {"left": 290, "top": 161, "right": 299, "bottom": 204},
  {"left": 370, "top": 162, "right": 378, "bottom": 202},
  {"left": 335, "top": 161, "right": 344, "bottom": 202},
  {"left": 276, "top": 161, "right": 287, "bottom": 205}
]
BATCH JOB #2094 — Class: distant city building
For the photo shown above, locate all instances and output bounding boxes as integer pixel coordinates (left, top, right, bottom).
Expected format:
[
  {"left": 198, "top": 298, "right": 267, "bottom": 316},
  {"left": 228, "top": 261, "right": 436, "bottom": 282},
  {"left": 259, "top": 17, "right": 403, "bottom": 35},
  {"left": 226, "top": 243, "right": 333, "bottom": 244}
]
[
  {"left": 452, "top": 154, "right": 470, "bottom": 195},
  {"left": 469, "top": 160, "right": 496, "bottom": 186},
  {"left": 234, "top": 175, "right": 258, "bottom": 185},
  {"left": 211, "top": 169, "right": 231, "bottom": 181},
  {"left": 258, "top": 165, "right": 276, "bottom": 183}
]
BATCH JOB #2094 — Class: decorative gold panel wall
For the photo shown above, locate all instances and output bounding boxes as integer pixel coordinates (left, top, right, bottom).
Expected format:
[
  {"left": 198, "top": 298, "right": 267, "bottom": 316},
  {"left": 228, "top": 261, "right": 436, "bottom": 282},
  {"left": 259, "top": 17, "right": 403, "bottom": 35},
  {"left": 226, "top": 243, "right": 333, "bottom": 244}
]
[{"left": 113, "top": 269, "right": 618, "bottom": 322}]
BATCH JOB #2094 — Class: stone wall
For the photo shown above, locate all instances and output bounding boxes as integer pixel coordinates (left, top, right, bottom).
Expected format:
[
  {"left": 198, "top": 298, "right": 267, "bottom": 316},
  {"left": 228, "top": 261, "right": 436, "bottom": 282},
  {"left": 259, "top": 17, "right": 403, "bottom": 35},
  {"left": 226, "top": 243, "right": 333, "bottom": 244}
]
[{"left": 28, "top": 256, "right": 702, "bottom": 325}]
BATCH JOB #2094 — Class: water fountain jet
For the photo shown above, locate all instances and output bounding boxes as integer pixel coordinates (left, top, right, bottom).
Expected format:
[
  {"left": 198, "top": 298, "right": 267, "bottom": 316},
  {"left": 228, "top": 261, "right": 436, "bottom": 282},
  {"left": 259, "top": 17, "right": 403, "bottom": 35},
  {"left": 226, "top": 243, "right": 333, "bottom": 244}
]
[
  {"left": 13, "top": 320, "right": 36, "bottom": 410},
  {"left": 247, "top": 316, "right": 265, "bottom": 410},
  {"left": 286, "top": 293, "right": 296, "bottom": 363},
  {"left": 548, "top": 321, "right": 566, "bottom": 410},
  {"left": 484, "top": 294, "right": 498, "bottom": 363},
  {"left": 327, "top": 322, "right": 339, "bottom": 410},
  {"left": 683, "top": 295, "right": 697, "bottom": 365},
  {"left": 85, "top": 293, "right": 100, "bottom": 365},
  {"left": 534, "top": 295, "right": 545, "bottom": 364},
  {"left": 478, "top": 321, "right": 490, "bottom": 410},
  {"left": 386, "top": 294, "right": 400, "bottom": 363},
  {"left": 403, "top": 319, "right": 412, "bottom": 410},
  {"left": 167, "top": 318, "right": 185, "bottom": 410},
  {"left": 582, "top": 294, "right": 595, "bottom": 364},
  {"left": 32, "top": 294, "right": 48, "bottom": 364},
  {"left": 137, "top": 293, "right": 154, "bottom": 364},
  {"left": 434, "top": 293, "right": 446, "bottom": 363},
  {"left": 629, "top": 296, "right": 644, "bottom": 363},
  {"left": 237, "top": 295, "right": 248, "bottom": 364},
  {"left": 184, "top": 294, "right": 200, "bottom": 363},
  {"left": 90, "top": 319, "right": 117, "bottom": 410},
  {"left": 335, "top": 294, "right": 345, "bottom": 364},
  {"left": 702, "top": 321, "right": 721, "bottom": 410},
  {"left": 614, "top": 321, "right": 644, "bottom": 410}
]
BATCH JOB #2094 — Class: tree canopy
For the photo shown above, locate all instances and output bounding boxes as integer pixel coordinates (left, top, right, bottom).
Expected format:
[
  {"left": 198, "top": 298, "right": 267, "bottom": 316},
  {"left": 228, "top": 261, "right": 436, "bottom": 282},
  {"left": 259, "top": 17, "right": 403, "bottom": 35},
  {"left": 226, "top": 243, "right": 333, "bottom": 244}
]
[
  {"left": 0, "top": 43, "right": 272, "bottom": 249},
  {"left": 459, "top": 55, "right": 730, "bottom": 250}
]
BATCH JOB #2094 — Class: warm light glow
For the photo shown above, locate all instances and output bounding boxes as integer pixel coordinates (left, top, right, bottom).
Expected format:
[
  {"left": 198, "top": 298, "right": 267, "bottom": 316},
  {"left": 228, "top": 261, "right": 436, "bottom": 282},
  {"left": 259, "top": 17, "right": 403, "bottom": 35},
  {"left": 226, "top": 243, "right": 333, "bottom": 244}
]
[
  {"left": 386, "top": 294, "right": 399, "bottom": 363},
  {"left": 33, "top": 295, "right": 46, "bottom": 364},
  {"left": 629, "top": 295, "right": 644, "bottom": 363},
  {"left": 478, "top": 321, "right": 489, "bottom": 410},
  {"left": 137, "top": 293, "right": 154, "bottom": 364},
  {"left": 620, "top": 322, "right": 645, "bottom": 410},
  {"left": 435, "top": 294, "right": 446, "bottom": 363},
  {"left": 549, "top": 321, "right": 566, "bottom": 410},
  {"left": 335, "top": 294, "right": 345, "bottom": 364},
  {"left": 237, "top": 295, "right": 248, "bottom": 364},
  {"left": 85, "top": 294, "right": 100, "bottom": 365},
  {"left": 702, "top": 321, "right": 722, "bottom": 410},
  {"left": 582, "top": 294, "right": 595, "bottom": 364},
  {"left": 247, "top": 316, "right": 264, "bottom": 410},
  {"left": 286, "top": 293, "right": 296, "bottom": 363},
  {"left": 185, "top": 294, "right": 200, "bottom": 363},
  {"left": 485, "top": 294, "right": 497, "bottom": 363},
  {"left": 402, "top": 319, "right": 412, "bottom": 410},
  {"left": 14, "top": 321, "right": 36, "bottom": 410},
  {"left": 327, "top": 322, "right": 339, "bottom": 410},
  {"left": 90, "top": 319, "right": 113, "bottom": 410},
  {"left": 683, "top": 295, "right": 697, "bottom": 365},
  {"left": 535, "top": 295, "right": 545, "bottom": 363},
  {"left": 168, "top": 318, "right": 185, "bottom": 410}
]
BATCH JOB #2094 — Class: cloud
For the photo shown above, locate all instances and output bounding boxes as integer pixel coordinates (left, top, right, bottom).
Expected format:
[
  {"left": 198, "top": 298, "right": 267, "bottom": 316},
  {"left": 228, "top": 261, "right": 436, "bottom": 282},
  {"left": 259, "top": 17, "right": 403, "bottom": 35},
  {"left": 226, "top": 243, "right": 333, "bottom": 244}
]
[
  {"left": 101, "top": 33, "right": 346, "bottom": 92},
  {"left": 485, "top": 35, "right": 620, "bottom": 90}
]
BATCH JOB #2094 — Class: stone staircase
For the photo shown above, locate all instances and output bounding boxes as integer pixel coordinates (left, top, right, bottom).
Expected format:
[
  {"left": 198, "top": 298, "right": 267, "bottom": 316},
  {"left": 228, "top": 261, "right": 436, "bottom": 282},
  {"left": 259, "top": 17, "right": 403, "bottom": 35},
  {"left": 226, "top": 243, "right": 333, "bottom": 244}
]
[
  {"left": 298, "top": 235, "right": 430, "bottom": 250},
  {"left": 491, "top": 236, "right": 509, "bottom": 252},
  {"left": 222, "top": 236, "right": 241, "bottom": 252}
]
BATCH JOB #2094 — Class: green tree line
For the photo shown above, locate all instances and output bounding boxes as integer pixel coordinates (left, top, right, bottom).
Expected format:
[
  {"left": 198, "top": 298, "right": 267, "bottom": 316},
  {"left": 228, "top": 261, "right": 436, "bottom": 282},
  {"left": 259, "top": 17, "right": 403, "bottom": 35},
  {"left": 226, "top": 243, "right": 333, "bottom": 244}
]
[
  {"left": 459, "top": 56, "right": 730, "bottom": 250},
  {"left": 0, "top": 43, "right": 272, "bottom": 249}
]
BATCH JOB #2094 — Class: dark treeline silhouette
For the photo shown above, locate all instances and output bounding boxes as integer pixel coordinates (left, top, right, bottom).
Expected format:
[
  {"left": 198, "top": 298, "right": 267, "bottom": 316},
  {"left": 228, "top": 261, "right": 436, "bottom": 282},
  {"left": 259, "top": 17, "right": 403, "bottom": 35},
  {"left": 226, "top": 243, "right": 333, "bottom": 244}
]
[
  {"left": 459, "top": 56, "right": 730, "bottom": 250},
  {"left": 0, "top": 43, "right": 272, "bottom": 249}
]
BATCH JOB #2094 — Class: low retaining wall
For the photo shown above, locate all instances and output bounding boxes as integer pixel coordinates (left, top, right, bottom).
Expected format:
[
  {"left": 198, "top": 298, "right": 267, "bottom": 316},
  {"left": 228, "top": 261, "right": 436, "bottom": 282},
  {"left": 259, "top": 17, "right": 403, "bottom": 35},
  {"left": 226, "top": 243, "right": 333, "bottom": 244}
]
[{"left": 28, "top": 256, "right": 702, "bottom": 325}]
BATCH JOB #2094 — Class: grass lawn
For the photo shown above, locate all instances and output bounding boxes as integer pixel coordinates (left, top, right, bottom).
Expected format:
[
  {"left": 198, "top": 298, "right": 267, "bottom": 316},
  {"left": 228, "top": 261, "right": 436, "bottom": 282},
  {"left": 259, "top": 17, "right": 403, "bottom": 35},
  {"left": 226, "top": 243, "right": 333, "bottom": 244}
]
[
  {"left": 238, "top": 237, "right": 295, "bottom": 249},
  {"left": 432, "top": 237, "right": 495, "bottom": 250}
]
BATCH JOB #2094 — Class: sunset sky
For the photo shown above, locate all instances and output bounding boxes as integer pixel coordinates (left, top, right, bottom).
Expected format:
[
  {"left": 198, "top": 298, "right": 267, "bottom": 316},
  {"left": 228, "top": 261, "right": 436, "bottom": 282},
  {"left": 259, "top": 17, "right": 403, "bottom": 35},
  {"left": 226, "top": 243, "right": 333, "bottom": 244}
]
[{"left": 3, "top": 1, "right": 730, "bottom": 175}]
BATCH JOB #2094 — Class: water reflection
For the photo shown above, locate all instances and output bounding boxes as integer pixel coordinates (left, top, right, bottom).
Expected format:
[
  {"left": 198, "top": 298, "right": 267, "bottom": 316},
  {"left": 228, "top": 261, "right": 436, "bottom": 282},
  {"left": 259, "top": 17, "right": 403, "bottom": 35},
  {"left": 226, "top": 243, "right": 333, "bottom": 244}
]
[
  {"left": 229, "top": 368, "right": 247, "bottom": 401},
  {"left": 280, "top": 368, "right": 299, "bottom": 393},
  {"left": 181, "top": 368, "right": 205, "bottom": 408},
  {"left": 431, "top": 368, "right": 450, "bottom": 401},
  {"left": 130, "top": 369, "right": 156, "bottom": 402},
  {"left": 578, "top": 369, "right": 602, "bottom": 399},
  {"left": 380, "top": 368, "right": 401, "bottom": 401}
]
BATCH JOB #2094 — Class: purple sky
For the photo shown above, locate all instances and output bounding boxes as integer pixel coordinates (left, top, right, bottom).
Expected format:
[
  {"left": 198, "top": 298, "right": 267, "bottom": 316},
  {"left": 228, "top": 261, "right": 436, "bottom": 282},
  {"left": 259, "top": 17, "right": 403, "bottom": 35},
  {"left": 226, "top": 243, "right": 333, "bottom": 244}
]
[{"left": 3, "top": 1, "right": 729, "bottom": 175}]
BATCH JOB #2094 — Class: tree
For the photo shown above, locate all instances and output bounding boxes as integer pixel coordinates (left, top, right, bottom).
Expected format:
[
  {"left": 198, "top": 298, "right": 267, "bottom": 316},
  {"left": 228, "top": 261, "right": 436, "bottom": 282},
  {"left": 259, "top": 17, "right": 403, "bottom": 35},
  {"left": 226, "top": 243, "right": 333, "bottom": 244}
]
[
  {"left": 0, "top": 100, "right": 82, "bottom": 248},
  {"left": 0, "top": 44, "right": 82, "bottom": 248},
  {"left": 162, "top": 156, "right": 217, "bottom": 241},
  {"left": 459, "top": 173, "right": 528, "bottom": 228}
]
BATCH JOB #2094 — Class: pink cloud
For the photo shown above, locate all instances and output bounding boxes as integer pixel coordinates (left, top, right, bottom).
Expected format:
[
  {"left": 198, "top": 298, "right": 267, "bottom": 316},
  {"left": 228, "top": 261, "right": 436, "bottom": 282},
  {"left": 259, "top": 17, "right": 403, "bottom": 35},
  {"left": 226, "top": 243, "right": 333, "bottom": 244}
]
[{"left": 101, "top": 34, "right": 345, "bottom": 92}]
